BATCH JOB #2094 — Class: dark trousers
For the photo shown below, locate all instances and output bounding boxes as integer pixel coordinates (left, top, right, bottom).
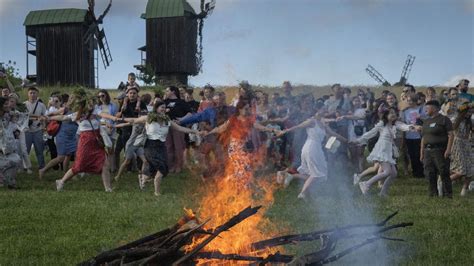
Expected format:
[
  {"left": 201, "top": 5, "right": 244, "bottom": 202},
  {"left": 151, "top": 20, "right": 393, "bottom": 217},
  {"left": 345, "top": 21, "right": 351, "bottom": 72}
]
[
  {"left": 423, "top": 148, "right": 452, "bottom": 197},
  {"left": 406, "top": 138, "right": 424, "bottom": 178}
]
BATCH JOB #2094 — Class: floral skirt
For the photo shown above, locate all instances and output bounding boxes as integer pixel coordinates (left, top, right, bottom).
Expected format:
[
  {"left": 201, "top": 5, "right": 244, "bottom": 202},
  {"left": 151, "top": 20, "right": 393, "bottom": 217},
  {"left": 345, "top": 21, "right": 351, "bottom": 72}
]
[{"left": 450, "top": 136, "right": 472, "bottom": 176}]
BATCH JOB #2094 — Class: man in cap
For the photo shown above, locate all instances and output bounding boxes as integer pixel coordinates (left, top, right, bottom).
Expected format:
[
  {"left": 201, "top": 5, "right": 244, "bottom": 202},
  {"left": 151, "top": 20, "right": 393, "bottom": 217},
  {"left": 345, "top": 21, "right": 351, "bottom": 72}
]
[{"left": 420, "top": 100, "right": 454, "bottom": 198}]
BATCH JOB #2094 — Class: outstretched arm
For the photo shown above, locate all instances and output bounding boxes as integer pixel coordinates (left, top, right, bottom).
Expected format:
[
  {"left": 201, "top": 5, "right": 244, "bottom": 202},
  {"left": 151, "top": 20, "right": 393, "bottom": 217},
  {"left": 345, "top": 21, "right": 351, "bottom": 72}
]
[
  {"left": 354, "top": 121, "right": 382, "bottom": 144},
  {"left": 170, "top": 121, "right": 199, "bottom": 134},
  {"left": 322, "top": 123, "right": 347, "bottom": 143},
  {"left": 99, "top": 112, "right": 120, "bottom": 122},
  {"left": 207, "top": 120, "right": 230, "bottom": 135},
  {"left": 284, "top": 118, "right": 315, "bottom": 134},
  {"left": 48, "top": 114, "right": 72, "bottom": 122},
  {"left": 122, "top": 115, "right": 147, "bottom": 124},
  {"left": 114, "top": 122, "right": 132, "bottom": 128},
  {"left": 254, "top": 121, "right": 277, "bottom": 133}
]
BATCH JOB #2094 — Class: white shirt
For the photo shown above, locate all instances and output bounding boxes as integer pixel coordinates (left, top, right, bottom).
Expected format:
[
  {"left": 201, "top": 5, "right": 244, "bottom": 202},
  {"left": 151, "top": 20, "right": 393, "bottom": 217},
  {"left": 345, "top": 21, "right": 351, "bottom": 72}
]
[
  {"left": 145, "top": 121, "right": 170, "bottom": 142},
  {"left": 67, "top": 109, "right": 100, "bottom": 132},
  {"left": 24, "top": 100, "right": 47, "bottom": 132}
]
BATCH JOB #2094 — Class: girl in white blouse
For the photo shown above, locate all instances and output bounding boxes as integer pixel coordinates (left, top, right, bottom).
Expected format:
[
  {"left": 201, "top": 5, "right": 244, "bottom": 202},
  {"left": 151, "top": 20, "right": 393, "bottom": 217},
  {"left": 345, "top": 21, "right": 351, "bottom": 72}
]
[
  {"left": 352, "top": 105, "right": 420, "bottom": 196},
  {"left": 121, "top": 100, "right": 200, "bottom": 196}
]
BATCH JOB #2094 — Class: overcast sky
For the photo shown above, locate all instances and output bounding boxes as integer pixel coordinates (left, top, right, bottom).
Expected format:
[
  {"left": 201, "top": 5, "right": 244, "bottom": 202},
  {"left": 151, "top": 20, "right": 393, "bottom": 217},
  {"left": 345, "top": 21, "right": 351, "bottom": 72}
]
[{"left": 0, "top": 0, "right": 473, "bottom": 88}]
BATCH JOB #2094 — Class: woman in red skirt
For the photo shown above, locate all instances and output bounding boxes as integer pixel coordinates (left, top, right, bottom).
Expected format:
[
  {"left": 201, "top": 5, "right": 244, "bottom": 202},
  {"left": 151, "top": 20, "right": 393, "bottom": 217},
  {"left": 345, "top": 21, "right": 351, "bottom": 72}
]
[{"left": 48, "top": 89, "right": 120, "bottom": 192}]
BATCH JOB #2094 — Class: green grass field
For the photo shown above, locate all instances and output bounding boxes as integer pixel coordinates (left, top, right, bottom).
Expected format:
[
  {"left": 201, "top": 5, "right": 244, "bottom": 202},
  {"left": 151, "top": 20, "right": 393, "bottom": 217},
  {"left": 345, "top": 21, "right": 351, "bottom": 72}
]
[{"left": 0, "top": 163, "right": 473, "bottom": 265}]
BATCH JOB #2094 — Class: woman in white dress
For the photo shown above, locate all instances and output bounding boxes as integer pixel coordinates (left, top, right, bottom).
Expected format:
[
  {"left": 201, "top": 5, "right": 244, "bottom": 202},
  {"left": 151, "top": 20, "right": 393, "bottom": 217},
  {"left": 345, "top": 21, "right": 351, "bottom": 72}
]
[
  {"left": 276, "top": 111, "right": 347, "bottom": 199},
  {"left": 352, "top": 105, "right": 420, "bottom": 196}
]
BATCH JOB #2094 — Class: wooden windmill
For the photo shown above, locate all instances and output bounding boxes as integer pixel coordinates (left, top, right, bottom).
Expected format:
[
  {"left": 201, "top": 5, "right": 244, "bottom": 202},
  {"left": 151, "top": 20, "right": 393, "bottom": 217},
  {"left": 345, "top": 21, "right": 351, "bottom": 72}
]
[
  {"left": 24, "top": 0, "right": 113, "bottom": 88},
  {"left": 135, "top": 0, "right": 215, "bottom": 86}
]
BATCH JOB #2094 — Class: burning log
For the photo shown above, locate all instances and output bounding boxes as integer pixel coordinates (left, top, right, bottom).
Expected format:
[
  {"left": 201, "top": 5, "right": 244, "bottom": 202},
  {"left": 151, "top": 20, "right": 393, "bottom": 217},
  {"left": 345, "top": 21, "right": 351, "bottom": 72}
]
[
  {"left": 78, "top": 210, "right": 204, "bottom": 266},
  {"left": 194, "top": 251, "right": 293, "bottom": 263},
  {"left": 251, "top": 211, "right": 400, "bottom": 250},
  {"left": 171, "top": 205, "right": 262, "bottom": 265},
  {"left": 78, "top": 208, "right": 412, "bottom": 266},
  {"left": 78, "top": 206, "right": 263, "bottom": 266}
]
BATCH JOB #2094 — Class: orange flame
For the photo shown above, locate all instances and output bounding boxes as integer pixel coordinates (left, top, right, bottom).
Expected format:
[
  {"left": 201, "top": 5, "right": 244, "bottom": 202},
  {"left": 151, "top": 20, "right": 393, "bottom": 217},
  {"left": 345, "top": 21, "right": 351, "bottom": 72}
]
[{"left": 185, "top": 116, "right": 283, "bottom": 264}]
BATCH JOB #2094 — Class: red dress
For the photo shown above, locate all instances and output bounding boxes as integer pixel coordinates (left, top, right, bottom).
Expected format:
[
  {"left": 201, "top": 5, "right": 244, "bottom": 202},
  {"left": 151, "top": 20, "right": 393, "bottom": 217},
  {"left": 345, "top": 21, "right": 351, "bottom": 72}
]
[{"left": 71, "top": 129, "right": 106, "bottom": 175}]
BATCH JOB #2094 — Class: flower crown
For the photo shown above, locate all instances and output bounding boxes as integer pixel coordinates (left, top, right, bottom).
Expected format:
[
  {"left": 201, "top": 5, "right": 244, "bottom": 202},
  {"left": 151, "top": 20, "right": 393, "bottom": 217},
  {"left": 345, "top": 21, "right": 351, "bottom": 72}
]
[{"left": 458, "top": 103, "right": 474, "bottom": 112}]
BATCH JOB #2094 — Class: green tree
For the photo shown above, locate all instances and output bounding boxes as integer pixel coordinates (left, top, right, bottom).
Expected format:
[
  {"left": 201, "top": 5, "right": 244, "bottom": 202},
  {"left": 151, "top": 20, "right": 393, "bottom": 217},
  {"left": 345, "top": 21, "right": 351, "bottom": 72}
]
[
  {"left": 0, "top": 60, "right": 22, "bottom": 89},
  {"left": 137, "top": 63, "right": 157, "bottom": 86}
]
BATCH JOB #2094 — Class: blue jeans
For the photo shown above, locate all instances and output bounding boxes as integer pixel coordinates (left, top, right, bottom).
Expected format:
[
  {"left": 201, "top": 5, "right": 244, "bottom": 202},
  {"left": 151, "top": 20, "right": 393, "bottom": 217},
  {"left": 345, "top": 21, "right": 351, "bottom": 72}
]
[{"left": 25, "top": 130, "right": 45, "bottom": 169}]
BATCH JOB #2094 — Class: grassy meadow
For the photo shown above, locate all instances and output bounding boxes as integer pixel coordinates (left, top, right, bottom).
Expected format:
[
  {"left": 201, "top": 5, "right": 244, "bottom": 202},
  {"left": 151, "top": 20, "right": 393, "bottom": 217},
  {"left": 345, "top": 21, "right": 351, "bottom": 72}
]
[
  {"left": 0, "top": 165, "right": 473, "bottom": 265},
  {"left": 1, "top": 85, "right": 473, "bottom": 265}
]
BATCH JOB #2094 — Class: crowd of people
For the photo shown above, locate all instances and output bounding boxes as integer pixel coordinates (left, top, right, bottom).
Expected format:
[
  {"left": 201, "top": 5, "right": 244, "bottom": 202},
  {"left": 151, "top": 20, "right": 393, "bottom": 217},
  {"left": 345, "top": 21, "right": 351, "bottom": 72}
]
[{"left": 0, "top": 71, "right": 472, "bottom": 199}]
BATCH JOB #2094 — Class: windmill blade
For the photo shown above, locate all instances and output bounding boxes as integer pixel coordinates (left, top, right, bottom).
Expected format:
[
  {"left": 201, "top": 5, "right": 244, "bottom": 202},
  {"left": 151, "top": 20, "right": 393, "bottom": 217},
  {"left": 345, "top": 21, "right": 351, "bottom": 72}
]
[
  {"left": 400, "top": 54, "right": 416, "bottom": 81},
  {"left": 205, "top": 0, "right": 216, "bottom": 15},
  {"left": 88, "top": 0, "right": 96, "bottom": 18},
  {"left": 366, "top": 65, "right": 391, "bottom": 87},
  {"left": 97, "top": 0, "right": 112, "bottom": 24},
  {"left": 195, "top": 0, "right": 216, "bottom": 19},
  {"left": 83, "top": 22, "right": 98, "bottom": 44},
  {"left": 97, "top": 28, "right": 112, "bottom": 68}
]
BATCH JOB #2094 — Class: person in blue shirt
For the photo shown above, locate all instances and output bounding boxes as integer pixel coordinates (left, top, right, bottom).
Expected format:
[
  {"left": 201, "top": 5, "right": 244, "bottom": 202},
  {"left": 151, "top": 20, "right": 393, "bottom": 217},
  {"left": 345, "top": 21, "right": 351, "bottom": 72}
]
[
  {"left": 179, "top": 92, "right": 235, "bottom": 128},
  {"left": 178, "top": 92, "right": 235, "bottom": 179}
]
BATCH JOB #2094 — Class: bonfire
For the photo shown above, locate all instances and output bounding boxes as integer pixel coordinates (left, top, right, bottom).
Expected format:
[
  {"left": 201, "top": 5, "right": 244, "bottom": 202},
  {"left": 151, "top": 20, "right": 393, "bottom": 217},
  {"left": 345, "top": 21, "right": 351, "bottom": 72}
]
[{"left": 79, "top": 116, "right": 413, "bottom": 265}]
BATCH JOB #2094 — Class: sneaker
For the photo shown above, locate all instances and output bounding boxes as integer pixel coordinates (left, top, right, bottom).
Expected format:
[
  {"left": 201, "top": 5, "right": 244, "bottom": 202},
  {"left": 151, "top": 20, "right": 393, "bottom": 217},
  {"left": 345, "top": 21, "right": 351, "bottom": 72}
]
[
  {"left": 359, "top": 181, "right": 369, "bottom": 195},
  {"left": 283, "top": 173, "right": 294, "bottom": 188},
  {"left": 26, "top": 169, "right": 33, "bottom": 174},
  {"left": 56, "top": 180, "right": 64, "bottom": 191},
  {"left": 460, "top": 187, "right": 467, "bottom": 197},
  {"left": 353, "top": 173, "right": 361, "bottom": 186},
  {"left": 105, "top": 187, "right": 113, "bottom": 193},
  {"left": 276, "top": 171, "right": 284, "bottom": 184},
  {"left": 469, "top": 181, "right": 474, "bottom": 191},
  {"left": 437, "top": 177, "right": 443, "bottom": 197},
  {"left": 297, "top": 192, "right": 306, "bottom": 199}
]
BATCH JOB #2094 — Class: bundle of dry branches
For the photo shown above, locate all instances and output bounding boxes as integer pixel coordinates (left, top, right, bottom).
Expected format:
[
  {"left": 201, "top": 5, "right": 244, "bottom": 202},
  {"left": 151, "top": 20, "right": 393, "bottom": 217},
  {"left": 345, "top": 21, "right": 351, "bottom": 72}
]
[{"left": 78, "top": 209, "right": 412, "bottom": 265}]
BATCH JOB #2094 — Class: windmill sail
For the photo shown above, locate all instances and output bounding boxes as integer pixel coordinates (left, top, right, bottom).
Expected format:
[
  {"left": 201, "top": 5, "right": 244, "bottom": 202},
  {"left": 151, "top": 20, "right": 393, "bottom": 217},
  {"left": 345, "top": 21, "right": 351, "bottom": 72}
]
[
  {"left": 97, "top": 29, "right": 112, "bottom": 68},
  {"left": 366, "top": 65, "right": 391, "bottom": 87},
  {"left": 396, "top": 55, "right": 416, "bottom": 86}
]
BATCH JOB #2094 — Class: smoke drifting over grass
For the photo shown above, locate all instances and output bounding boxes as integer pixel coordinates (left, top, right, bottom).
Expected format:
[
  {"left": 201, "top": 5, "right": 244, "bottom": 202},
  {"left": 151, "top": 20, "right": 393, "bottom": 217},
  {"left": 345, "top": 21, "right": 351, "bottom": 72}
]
[{"left": 303, "top": 158, "right": 393, "bottom": 265}]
